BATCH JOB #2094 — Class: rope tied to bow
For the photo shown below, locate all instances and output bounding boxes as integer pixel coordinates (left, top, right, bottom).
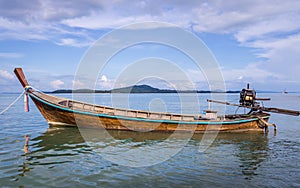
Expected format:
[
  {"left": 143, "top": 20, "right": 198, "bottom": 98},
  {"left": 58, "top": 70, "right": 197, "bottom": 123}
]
[{"left": 0, "top": 91, "right": 25, "bottom": 115}]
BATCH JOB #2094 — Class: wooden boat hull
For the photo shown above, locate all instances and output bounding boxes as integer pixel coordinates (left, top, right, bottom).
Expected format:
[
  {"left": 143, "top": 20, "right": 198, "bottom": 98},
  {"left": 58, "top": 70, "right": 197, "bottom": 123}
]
[{"left": 29, "top": 92, "right": 269, "bottom": 133}]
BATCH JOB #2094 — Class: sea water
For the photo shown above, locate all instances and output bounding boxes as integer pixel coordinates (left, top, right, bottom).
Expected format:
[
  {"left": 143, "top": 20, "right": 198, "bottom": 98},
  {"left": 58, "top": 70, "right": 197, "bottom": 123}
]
[{"left": 0, "top": 93, "right": 299, "bottom": 187}]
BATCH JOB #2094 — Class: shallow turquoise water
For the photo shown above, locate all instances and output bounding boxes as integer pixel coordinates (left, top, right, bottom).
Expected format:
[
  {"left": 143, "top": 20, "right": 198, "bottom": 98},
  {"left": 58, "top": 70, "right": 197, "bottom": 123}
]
[{"left": 0, "top": 93, "right": 299, "bottom": 187}]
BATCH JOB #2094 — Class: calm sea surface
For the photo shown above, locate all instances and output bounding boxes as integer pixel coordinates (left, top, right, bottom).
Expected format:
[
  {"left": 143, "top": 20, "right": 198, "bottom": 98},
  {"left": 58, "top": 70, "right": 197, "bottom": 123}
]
[{"left": 0, "top": 93, "right": 299, "bottom": 187}]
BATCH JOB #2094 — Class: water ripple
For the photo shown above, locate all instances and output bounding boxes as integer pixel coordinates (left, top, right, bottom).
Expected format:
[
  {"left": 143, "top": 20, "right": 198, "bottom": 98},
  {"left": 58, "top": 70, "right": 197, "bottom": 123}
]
[{"left": 0, "top": 93, "right": 299, "bottom": 187}]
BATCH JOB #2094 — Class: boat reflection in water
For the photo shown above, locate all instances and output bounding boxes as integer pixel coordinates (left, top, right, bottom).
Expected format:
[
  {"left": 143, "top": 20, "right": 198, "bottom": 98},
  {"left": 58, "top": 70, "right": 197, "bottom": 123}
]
[{"left": 20, "top": 127, "right": 269, "bottom": 180}]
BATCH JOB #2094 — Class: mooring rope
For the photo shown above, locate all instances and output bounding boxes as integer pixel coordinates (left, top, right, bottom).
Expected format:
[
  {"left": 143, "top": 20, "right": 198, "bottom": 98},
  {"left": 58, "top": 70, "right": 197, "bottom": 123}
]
[{"left": 0, "top": 91, "right": 25, "bottom": 115}]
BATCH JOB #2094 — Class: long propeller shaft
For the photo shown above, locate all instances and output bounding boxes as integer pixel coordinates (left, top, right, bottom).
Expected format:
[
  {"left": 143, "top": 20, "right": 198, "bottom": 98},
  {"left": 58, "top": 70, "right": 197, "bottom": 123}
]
[{"left": 207, "top": 99, "right": 300, "bottom": 116}]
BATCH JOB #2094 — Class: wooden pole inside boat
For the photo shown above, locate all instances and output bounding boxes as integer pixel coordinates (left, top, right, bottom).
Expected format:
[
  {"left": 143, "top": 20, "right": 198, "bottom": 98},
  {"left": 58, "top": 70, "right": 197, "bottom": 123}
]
[
  {"left": 14, "top": 68, "right": 30, "bottom": 88},
  {"left": 207, "top": 99, "right": 241, "bottom": 107}
]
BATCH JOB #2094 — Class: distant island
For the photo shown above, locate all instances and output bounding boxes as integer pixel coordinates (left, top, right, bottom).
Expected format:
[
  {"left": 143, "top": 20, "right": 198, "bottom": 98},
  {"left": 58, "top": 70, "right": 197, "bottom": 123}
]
[{"left": 51, "top": 84, "right": 240, "bottom": 94}]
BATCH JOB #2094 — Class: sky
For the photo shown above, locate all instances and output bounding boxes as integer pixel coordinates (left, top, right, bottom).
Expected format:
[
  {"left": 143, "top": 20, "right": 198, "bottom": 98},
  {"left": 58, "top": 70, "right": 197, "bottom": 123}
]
[{"left": 1, "top": 0, "right": 300, "bottom": 93}]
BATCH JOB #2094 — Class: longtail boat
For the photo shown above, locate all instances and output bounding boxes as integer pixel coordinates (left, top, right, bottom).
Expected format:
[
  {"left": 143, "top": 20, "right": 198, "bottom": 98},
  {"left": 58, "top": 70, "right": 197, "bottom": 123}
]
[{"left": 14, "top": 68, "right": 300, "bottom": 133}]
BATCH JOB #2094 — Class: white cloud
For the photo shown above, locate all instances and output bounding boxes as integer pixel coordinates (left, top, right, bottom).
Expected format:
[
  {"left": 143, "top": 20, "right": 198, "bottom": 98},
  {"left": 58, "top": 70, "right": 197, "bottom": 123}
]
[
  {"left": 1, "top": 0, "right": 300, "bottom": 90},
  {"left": 72, "top": 79, "right": 84, "bottom": 89},
  {"left": 56, "top": 38, "right": 93, "bottom": 47},
  {"left": 0, "top": 70, "right": 14, "bottom": 80},
  {"left": 50, "top": 79, "right": 64, "bottom": 89},
  {"left": 236, "top": 34, "right": 300, "bottom": 87},
  {"left": 56, "top": 38, "right": 78, "bottom": 47},
  {"left": 98, "top": 75, "right": 114, "bottom": 90},
  {"left": 186, "top": 64, "right": 280, "bottom": 90},
  {"left": 235, "top": 13, "right": 300, "bottom": 43},
  {"left": 222, "top": 63, "right": 279, "bottom": 82},
  {"left": 58, "top": 1, "right": 300, "bottom": 38},
  {"left": 0, "top": 52, "right": 23, "bottom": 58},
  {"left": 0, "top": 17, "right": 50, "bottom": 40},
  {"left": 101, "top": 75, "right": 108, "bottom": 82},
  {"left": 1, "top": 0, "right": 299, "bottom": 47}
]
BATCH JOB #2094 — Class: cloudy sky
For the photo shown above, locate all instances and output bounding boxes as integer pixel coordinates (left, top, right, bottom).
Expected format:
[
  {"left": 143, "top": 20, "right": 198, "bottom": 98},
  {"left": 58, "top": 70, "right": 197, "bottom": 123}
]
[{"left": 1, "top": 0, "right": 300, "bottom": 92}]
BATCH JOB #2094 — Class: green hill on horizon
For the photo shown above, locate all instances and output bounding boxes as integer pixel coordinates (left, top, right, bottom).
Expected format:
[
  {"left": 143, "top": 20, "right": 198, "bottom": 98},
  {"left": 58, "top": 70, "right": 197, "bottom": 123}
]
[{"left": 51, "top": 84, "right": 240, "bottom": 94}]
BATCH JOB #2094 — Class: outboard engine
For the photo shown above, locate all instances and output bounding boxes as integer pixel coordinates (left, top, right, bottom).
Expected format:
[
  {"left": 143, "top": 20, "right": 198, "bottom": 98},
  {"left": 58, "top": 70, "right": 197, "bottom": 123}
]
[
  {"left": 239, "top": 84, "right": 271, "bottom": 113},
  {"left": 239, "top": 83, "right": 257, "bottom": 107}
]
